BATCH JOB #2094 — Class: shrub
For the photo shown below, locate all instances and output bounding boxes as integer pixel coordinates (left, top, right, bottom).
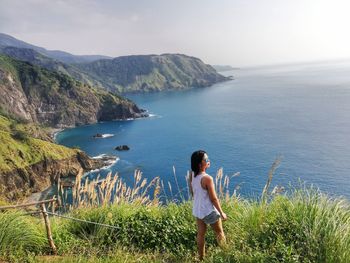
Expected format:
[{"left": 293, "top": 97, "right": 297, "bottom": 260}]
[{"left": 11, "top": 130, "right": 28, "bottom": 141}]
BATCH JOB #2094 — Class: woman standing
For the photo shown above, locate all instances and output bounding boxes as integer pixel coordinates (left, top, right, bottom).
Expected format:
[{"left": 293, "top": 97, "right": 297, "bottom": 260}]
[{"left": 190, "top": 150, "right": 227, "bottom": 261}]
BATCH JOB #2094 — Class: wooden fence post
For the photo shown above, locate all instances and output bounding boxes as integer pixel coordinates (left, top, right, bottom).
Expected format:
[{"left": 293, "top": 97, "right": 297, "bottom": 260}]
[{"left": 41, "top": 203, "right": 57, "bottom": 255}]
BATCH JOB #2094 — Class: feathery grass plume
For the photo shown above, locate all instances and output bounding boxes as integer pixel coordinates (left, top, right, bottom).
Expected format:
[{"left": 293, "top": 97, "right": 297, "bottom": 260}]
[
  {"left": 213, "top": 168, "right": 239, "bottom": 200},
  {"left": 261, "top": 156, "right": 281, "bottom": 204},
  {"left": 58, "top": 169, "right": 161, "bottom": 210},
  {"left": 168, "top": 182, "right": 174, "bottom": 200},
  {"left": 172, "top": 166, "right": 184, "bottom": 201},
  {"left": 185, "top": 171, "right": 191, "bottom": 200}
]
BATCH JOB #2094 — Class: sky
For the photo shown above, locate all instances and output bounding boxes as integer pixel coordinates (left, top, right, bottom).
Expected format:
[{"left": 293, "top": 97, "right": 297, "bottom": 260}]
[{"left": 1, "top": 0, "right": 350, "bottom": 67}]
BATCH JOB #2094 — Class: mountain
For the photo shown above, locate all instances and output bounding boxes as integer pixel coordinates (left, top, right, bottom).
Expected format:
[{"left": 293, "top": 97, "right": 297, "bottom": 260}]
[
  {"left": 0, "top": 46, "right": 103, "bottom": 88},
  {"left": 0, "top": 54, "right": 148, "bottom": 201},
  {"left": 0, "top": 33, "right": 110, "bottom": 64},
  {"left": 75, "top": 54, "right": 230, "bottom": 93},
  {"left": 212, "top": 65, "right": 238, "bottom": 72},
  {"left": 0, "top": 33, "right": 230, "bottom": 93},
  {"left": 0, "top": 54, "right": 147, "bottom": 128},
  {"left": 0, "top": 46, "right": 230, "bottom": 94}
]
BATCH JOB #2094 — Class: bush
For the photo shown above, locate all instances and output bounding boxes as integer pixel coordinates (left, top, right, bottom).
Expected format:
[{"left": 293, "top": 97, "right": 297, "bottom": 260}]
[
  {"left": 53, "top": 203, "right": 198, "bottom": 255},
  {"left": 11, "top": 130, "right": 28, "bottom": 141}
]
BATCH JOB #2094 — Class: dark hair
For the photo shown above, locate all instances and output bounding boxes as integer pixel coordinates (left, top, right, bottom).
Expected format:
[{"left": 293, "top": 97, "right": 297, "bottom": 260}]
[{"left": 191, "top": 150, "right": 207, "bottom": 176}]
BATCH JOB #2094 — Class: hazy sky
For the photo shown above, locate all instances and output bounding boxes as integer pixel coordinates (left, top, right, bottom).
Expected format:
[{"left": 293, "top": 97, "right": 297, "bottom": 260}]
[{"left": 1, "top": 0, "right": 350, "bottom": 66}]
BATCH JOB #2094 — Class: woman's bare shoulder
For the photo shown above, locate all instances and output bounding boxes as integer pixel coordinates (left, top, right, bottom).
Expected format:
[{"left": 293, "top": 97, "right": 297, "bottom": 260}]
[{"left": 201, "top": 174, "right": 213, "bottom": 183}]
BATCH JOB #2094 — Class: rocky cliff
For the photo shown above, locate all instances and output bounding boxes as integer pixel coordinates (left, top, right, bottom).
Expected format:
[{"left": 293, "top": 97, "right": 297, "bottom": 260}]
[
  {"left": 0, "top": 151, "right": 103, "bottom": 201},
  {"left": 0, "top": 114, "right": 104, "bottom": 201},
  {"left": 0, "top": 54, "right": 147, "bottom": 128},
  {"left": 0, "top": 54, "right": 147, "bottom": 201}
]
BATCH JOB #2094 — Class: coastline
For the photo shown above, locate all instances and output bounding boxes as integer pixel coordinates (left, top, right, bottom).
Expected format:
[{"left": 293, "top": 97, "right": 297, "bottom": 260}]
[
  {"left": 51, "top": 112, "right": 151, "bottom": 143},
  {"left": 51, "top": 128, "right": 64, "bottom": 141}
]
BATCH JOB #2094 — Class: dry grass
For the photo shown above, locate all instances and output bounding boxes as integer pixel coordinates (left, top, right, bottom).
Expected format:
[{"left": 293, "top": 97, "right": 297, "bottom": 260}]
[
  {"left": 57, "top": 157, "right": 283, "bottom": 212},
  {"left": 58, "top": 169, "right": 161, "bottom": 210}
]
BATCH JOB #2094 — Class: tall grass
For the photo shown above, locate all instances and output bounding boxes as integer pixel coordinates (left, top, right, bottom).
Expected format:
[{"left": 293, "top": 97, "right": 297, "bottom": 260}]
[
  {"left": 1, "top": 163, "right": 350, "bottom": 262},
  {"left": 58, "top": 169, "right": 161, "bottom": 210},
  {"left": 0, "top": 210, "right": 46, "bottom": 258}
]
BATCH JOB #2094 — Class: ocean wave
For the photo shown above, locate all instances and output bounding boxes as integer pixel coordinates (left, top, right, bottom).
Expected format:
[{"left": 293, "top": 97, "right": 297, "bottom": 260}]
[
  {"left": 91, "top": 154, "right": 107, "bottom": 159},
  {"left": 52, "top": 129, "right": 63, "bottom": 141},
  {"left": 148, "top": 113, "right": 162, "bottom": 118},
  {"left": 88, "top": 155, "right": 120, "bottom": 173},
  {"left": 93, "top": 133, "right": 115, "bottom": 138},
  {"left": 102, "top": 133, "right": 114, "bottom": 138}
]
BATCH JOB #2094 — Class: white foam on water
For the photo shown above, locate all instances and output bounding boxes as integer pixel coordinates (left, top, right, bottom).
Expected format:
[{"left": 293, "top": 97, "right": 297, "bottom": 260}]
[
  {"left": 88, "top": 156, "right": 120, "bottom": 173},
  {"left": 101, "top": 133, "right": 114, "bottom": 138}
]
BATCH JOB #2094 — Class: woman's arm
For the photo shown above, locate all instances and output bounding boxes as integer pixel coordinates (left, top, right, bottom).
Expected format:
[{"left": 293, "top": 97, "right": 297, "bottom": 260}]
[{"left": 202, "top": 176, "right": 227, "bottom": 220}]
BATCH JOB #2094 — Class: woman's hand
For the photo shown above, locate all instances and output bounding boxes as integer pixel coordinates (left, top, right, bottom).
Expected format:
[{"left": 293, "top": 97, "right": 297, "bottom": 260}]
[{"left": 221, "top": 212, "right": 228, "bottom": 221}]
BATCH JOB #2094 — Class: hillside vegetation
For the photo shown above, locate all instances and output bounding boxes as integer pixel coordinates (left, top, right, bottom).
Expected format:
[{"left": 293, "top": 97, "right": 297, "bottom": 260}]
[
  {"left": 0, "top": 54, "right": 146, "bottom": 128},
  {"left": 0, "top": 170, "right": 349, "bottom": 263},
  {"left": 0, "top": 115, "right": 76, "bottom": 172},
  {"left": 0, "top": 33, "right": 230, "bottom": 94},
  {"left": 75, "top": 54, "right": 230, "bottom": 93}
]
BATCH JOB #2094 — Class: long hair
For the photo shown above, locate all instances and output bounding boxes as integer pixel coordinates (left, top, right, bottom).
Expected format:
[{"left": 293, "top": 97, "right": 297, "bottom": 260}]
[{"left": 191, "top": 150, "right": 206, "bottom": 177}]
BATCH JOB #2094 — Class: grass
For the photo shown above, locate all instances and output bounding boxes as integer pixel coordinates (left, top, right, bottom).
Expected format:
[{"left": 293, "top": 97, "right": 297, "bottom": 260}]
[
  {"left": 0, "top": 210, "right": 46, "bottom": 261},
  {"left": 1, "top": 165, "right": 350, "bottom": 262},
  {"left": 0, "top": 114, "right": 77, "bottom": 172}
]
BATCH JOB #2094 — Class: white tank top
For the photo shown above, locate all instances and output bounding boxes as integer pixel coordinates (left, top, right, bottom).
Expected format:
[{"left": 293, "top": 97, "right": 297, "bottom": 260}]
[{"left": 192, "top": 172, "right": 218, "bottom": 219}]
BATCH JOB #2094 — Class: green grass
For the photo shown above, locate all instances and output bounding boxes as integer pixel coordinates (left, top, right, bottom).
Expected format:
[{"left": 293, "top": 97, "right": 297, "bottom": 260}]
[
  {"left": 1, "top": 188, "right": 349, "bottom": 262},
  {"left": 0, "top": 210, "right": 46, "bottom": 261},
  {"left": 0, "top": 114, "right": 77, "bottom": 172}
]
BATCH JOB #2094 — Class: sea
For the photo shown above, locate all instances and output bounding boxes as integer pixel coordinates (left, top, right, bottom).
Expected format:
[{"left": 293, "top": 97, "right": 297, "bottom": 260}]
[{"left": 56, "top": 60, "right": 350, "bottom": 200}]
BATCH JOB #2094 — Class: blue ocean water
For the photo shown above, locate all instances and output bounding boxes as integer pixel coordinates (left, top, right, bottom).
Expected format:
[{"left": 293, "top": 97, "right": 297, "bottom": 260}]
[{"left": 56, "top": 60, "right": 350, "bottom": 199}]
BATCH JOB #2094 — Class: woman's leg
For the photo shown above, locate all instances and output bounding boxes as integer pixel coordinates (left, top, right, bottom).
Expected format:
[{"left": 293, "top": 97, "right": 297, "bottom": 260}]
[
  {"left": 210, "top": 218, "right": 226, "bottom": 247},
  {"left": 196, "top": 218, "right": 207, "bottom": 260}
]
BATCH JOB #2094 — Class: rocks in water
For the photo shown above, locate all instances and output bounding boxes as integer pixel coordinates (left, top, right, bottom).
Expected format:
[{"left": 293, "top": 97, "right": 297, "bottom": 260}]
[
  {"left": 93, "top": 133, "right": 103, "bottom": 138},
  {"left": 115, "top": 145, "right": 130, "bottom": 151}
]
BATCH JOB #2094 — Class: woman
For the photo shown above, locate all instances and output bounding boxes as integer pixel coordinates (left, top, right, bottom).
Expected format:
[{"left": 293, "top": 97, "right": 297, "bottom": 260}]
[{"left": 190, "top": 150, "right": 227, "bottom": 260}]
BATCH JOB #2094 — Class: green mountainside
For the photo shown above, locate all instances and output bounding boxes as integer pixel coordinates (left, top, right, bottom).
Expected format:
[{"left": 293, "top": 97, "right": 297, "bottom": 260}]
[
  {"left": 0, "top": 46, "right": 103, "bottom": 88},
  {"left": 0, "top": 54, "right": 146, "bottom": 128},
  {"left": 0, "top": 34, "right": 230, "bottom": 94},
  {"left": 0, "top": 115, "right": 75, "bottom": 172},
  {"left": 75, "top": 54, "right": 230, "bottom": 93}
]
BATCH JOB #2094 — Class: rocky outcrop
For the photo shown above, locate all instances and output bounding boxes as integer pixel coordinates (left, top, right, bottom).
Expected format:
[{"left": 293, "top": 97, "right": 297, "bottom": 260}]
[
  {"left": 0, "top": 152, "right": 103, "bottom": 201},
  {"left": 115, "top": 145, "right": 130, "bottom": 151}
]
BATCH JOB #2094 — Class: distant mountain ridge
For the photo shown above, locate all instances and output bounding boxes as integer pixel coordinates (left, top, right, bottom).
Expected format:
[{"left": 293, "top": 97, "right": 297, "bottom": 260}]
[
  {"left": 75, "top": 54, "right": 230, "bottom": 93},
  {"left": 0, "top": 46, "right": 103, "bottom": 88},
  {"left": 212, "top": 65, "right": 239, "bottom": 72},
  {"left": 0, "top": 33, "right": 111, "bottom": 64},
  {"left": 0, "top": 33, "right": 231, "bottom": 93}
]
